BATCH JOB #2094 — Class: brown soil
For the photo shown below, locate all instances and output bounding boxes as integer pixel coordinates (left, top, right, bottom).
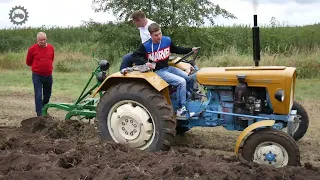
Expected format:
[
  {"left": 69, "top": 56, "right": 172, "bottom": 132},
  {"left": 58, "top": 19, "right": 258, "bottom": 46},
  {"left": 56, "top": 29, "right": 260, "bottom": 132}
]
[{"left": 0, "top": 116, "right": 319, "bottom": 180}]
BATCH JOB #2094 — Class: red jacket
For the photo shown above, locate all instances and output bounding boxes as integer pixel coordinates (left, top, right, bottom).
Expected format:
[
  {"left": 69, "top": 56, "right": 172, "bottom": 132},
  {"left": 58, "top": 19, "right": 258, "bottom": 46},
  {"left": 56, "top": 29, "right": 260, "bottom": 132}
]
[{"left": 26, "top": 43, "right": 54, "bottom": 76}]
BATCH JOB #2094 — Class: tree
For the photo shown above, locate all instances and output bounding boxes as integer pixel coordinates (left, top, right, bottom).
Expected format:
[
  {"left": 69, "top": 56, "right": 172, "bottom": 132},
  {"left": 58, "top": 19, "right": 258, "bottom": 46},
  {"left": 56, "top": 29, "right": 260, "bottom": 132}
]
[
  {"left": 91, "top": 0, "right": 237, "bottom": 27},
  {"left": 269, "top": 17, "right": 278, "bottom": 28}
]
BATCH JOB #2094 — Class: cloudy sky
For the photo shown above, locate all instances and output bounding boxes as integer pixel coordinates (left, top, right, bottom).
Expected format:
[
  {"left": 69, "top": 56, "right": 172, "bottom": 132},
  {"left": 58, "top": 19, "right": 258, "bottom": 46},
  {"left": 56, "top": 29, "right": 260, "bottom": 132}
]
[
  {"left": 0, "top": 0, "right": 319, "bottom": 29},
  {"left": 214, "top": 0, "right": 320, "bottom": 26}
]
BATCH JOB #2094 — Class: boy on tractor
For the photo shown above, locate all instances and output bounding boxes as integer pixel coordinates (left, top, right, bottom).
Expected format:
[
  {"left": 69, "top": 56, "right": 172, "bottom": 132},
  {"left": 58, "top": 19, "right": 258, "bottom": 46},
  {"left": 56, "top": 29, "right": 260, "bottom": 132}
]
[{"left": 131, "top": 22, "right": 199, "bottom": 118}]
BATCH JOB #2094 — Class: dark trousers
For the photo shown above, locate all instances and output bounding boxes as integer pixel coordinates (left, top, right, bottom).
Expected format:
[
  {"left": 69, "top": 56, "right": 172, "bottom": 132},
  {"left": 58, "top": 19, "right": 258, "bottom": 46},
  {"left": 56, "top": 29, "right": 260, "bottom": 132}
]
[
  {"left": 32, "top": 72, "right": 53, "bottom": 116},
  {"left": 119, "top": 52, "right": 133, "bottom": 71}
]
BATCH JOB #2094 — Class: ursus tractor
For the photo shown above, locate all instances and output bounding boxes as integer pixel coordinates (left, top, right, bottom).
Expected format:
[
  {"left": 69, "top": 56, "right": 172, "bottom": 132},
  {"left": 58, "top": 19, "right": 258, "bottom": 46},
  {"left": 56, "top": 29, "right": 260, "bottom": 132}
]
[
  {"left": 35, "top": 14, "right": 309, "bottom": 168},
  {"left": 91, "top": 15, "right": 309, "bottom": 168}
]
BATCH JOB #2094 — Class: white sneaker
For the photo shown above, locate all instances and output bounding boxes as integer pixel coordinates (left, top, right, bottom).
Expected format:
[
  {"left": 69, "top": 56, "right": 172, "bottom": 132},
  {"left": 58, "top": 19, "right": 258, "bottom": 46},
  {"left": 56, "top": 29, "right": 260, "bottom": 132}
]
[{"left": 176, "top": 106, "right": 195, "bottom": 118}]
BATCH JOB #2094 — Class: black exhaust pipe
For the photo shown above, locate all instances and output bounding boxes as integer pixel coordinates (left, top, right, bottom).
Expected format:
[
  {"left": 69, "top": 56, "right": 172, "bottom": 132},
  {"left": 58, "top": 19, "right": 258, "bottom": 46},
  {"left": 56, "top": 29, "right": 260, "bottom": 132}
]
[{"left": 252, "top": 15, "right": 260, "bottom": 66}]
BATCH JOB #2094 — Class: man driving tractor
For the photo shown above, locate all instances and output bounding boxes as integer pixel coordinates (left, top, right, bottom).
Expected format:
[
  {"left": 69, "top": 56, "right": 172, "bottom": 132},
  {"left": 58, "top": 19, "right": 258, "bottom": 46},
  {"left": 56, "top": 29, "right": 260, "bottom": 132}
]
[{"left": 131, "top": 22, "right": 199, "bottom": 118}]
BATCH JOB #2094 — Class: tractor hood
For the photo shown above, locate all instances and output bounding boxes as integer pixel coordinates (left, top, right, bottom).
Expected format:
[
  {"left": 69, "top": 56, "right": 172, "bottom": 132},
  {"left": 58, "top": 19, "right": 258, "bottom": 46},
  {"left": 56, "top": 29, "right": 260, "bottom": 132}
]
[{"left": 196, "top": 66, "right": 296, "bottom": 86}]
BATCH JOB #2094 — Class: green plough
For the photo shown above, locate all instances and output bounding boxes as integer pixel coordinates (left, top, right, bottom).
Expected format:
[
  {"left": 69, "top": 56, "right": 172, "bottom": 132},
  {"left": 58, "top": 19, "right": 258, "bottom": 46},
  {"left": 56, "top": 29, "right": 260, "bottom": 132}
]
[{"left": 42, "top": 53, "right": 109, "bottom": 121}]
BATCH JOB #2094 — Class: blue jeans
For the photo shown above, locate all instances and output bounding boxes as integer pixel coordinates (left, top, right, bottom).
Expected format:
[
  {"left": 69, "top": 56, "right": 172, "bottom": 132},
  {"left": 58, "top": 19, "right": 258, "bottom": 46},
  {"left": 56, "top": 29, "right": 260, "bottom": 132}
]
[
  {"left": 188, "top": 73, "right": 198, "bottom": 89},
  {"left": 32, "top": 72, "right": 53, "bottom": 116},
  {"left": 156, "top": 66, "right": 194, "bottom": 107},
  {"left": 119, "top": 52, "right": 134, "bottom": 71}
]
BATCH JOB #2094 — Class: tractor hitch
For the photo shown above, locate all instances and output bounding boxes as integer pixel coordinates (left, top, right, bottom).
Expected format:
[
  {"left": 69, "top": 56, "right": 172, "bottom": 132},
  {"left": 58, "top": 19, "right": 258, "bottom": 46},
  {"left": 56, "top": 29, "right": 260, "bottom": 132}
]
[{"left": 41, "top": 53, "right": 109, "bottom": 121}]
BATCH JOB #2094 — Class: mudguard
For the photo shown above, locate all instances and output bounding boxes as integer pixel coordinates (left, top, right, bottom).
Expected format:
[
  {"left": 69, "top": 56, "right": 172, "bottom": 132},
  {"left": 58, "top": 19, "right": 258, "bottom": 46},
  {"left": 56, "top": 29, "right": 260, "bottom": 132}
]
[
  {"left": 92, "top": 71, "right": 169, "bottom": 97},
  {"left": 234, "top": 120, "right": 275, "bottom": 154}
]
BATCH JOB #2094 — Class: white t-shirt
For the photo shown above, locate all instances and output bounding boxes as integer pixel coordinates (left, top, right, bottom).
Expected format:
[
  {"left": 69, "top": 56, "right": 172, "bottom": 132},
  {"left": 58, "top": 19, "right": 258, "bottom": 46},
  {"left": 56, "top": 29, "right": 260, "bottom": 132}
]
[{"left": 138, "top": 18, "right": 155, "bottom": 43}]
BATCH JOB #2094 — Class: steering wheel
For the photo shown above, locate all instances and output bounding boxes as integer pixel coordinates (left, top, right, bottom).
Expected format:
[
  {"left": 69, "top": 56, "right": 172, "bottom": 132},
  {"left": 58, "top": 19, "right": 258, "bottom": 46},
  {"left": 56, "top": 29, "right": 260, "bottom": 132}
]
[{"left": 174, "top": 47, "right": 201, "bottom": 65}]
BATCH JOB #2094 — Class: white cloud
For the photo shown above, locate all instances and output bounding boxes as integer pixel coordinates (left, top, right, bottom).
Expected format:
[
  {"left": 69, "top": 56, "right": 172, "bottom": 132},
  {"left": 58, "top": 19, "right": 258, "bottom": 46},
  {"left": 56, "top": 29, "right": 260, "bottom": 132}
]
[
  {"left": 0, "top": 0, "right": 319, "bottom": 29},
  {"left": 0, "top": 0, "right": 15, "bottom": 3},
  {"left": 213, "top": 0, "right": 320, "bottom": 26},
  {"left": 0, "top": 0, "right": 115, "bottom": 29},
  {"left": 241, "top": 0, "right": 320, "bottom": 5}
]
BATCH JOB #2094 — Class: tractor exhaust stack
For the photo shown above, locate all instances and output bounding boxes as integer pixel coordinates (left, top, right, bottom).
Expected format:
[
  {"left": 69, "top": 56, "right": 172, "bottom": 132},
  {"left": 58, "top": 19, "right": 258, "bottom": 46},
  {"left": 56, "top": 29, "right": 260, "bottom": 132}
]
[{"left": 252, "top": 14, "right": 260, "bottom": 66}]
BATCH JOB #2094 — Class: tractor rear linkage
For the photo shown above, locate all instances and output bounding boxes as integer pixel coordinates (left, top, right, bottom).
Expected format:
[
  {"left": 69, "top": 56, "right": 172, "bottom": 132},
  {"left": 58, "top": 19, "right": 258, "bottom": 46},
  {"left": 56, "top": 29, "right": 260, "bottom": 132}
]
[{"left": 42, "top": 53, "right": 109, "bottom": 121}]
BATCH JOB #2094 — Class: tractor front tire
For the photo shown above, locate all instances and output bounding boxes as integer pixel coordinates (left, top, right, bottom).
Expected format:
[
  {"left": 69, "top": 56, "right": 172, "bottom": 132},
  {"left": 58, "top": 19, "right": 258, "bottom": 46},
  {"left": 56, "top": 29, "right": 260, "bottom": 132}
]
[
  {"left": 292, "top": 101, "right": 309, "bottom": 141},
  {"left": 241, "top": 128, "right": 300, "bottom": 168},
  {"left": 96, "top": 81, "right": 176, "bottom": 152}
]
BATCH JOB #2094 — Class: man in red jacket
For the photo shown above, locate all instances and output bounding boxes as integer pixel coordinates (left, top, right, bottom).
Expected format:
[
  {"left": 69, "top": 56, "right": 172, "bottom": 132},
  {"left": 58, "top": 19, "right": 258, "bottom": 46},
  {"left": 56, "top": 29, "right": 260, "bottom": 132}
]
[{"left": 26, "top": 32, "right": 55, "bottom": 116}]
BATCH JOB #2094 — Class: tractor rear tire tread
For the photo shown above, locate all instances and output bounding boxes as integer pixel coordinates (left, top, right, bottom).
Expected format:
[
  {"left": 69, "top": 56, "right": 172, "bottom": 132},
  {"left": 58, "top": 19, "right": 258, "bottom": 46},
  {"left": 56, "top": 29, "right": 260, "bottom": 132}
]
[
  {"left": 96, "top": 81, "right": 176, "bottom": 152},
  {"left": 241, "top": 128, "right": 301, "bottom": 167}
]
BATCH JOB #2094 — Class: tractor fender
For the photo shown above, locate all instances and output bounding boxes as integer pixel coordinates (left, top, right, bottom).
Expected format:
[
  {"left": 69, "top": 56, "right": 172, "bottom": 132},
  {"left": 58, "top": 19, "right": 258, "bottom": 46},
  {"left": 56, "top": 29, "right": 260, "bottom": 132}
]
[
  {"left": 234, "top": 120, "right": 275, "bottom": 154},
  {"left": 92, "top": 71, "right": 169, "bottom": 98}
]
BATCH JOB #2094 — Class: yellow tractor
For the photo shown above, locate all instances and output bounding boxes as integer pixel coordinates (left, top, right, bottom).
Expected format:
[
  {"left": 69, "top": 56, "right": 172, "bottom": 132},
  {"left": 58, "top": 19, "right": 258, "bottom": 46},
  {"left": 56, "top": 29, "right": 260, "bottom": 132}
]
[{"left": 92, "top": 15, "right": 308, "bottom": 168}]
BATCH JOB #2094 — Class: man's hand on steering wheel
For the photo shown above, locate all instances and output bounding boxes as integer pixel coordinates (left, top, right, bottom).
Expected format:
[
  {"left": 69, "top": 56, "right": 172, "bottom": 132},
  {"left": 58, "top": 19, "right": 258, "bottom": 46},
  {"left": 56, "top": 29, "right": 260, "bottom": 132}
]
[
  {"left": 174, "top": 47, "right": 201, "bottom": 65},
  {"left": 192, "top": 47, "right": 200, "bottom": 54}
]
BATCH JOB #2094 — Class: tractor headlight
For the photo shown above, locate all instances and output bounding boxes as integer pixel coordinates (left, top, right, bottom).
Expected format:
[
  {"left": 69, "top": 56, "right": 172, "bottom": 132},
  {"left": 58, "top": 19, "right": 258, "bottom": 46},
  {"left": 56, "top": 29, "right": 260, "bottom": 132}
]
[
  {"left": 275, "top": 89, "right": 285, "bottom": 102},
  {"left": 99, "top": 60, "right": 110, "bottom": 71},
  {"left": 96, "top": 71, "right": 106, "bottom": 82}
]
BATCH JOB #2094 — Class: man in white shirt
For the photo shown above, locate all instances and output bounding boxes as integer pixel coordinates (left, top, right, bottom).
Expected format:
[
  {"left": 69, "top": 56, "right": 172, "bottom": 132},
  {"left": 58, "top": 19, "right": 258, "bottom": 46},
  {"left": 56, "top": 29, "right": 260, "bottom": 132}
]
[{"left": 119, "top": 10, "right": 155, "bottom": 70}]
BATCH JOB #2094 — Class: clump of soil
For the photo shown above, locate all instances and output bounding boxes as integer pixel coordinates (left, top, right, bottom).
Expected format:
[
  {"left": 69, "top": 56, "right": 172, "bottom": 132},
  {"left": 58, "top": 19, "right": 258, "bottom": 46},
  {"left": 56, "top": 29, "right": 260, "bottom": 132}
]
[{"left": 0, "top": 116, "right": 319, "bottom": 180}]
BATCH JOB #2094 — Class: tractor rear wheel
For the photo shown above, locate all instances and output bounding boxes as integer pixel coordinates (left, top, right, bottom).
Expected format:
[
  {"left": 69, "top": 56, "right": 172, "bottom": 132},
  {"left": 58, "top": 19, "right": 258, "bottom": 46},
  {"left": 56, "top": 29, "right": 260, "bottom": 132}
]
[
  {"left": 96, "top": 81, "right": 176, "bottom": 151},
  {"left": 241, "top": 128, "right": 300, "bottom": 168},
  {"left": 176, "top": 126, "right": 190, "bottom": 136},
  {"left": 291, "top": 101, "right": 309, "bottom": 141}
]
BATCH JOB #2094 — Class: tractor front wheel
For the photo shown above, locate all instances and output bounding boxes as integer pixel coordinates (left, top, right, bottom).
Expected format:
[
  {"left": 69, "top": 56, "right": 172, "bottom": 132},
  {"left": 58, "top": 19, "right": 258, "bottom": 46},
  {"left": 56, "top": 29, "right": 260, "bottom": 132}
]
[
  {"left": 96, "top": 81, "right": 176, "bottom": 151},
  {"left": 241, "top": 128, "right": 300, "bottom": 168}
]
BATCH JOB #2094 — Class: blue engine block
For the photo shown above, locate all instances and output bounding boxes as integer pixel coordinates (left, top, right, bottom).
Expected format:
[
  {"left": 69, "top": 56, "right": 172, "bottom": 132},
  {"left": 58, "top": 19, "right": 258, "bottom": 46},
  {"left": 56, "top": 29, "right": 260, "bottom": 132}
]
[{"left": 169, "top": 85, "right": 288, "bottom": 132}]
